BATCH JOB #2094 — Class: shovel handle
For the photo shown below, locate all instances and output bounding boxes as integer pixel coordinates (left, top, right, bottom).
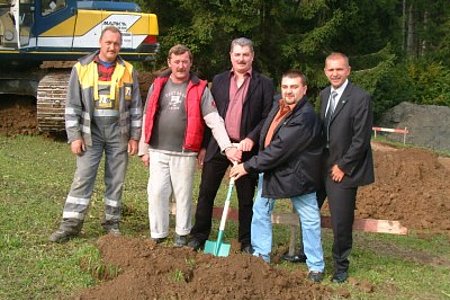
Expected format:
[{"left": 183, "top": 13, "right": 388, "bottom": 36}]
[{"left": 218, "top": 164, "right": 236, "bottom": 231}]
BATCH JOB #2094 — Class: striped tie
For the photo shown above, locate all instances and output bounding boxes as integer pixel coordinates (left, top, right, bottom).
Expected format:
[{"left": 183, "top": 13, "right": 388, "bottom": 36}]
[
  {"left": 325, "top": 91, "right": 338, "bottom": 148},
  {"left": 327, "top": 91, "right": 338, "bottom": 118}
]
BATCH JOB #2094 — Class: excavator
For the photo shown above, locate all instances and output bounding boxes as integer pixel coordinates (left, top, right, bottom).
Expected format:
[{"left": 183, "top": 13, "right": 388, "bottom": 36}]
[{"left": 0, "top": 0, "right": 158, "bottom": 132}]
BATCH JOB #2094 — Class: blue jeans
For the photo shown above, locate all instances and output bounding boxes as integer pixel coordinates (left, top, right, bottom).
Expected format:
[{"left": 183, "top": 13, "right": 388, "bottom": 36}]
[{"left": 251, "top": 174, "right": 325, "bottom": 272}]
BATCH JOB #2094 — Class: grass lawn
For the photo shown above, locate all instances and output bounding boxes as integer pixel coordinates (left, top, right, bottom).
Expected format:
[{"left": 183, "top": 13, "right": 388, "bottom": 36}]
[{"left": 0, "top": 134, "right": 449, "bottom": 299}]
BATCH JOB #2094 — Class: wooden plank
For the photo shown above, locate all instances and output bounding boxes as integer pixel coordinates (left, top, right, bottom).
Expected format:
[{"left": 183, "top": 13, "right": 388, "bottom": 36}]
[{"left": 170, "top": 203, "right": 408, "bottom": 235}]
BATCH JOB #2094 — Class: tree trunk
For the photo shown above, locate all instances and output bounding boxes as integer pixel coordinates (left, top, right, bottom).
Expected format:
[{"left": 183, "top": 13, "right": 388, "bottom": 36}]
[
  {"left": 421, "top": 10, "right": 428, "bottom": 56},
  {"left": 406, "top": 2, "right": 417, "bottom": 58},
  {"left": 402, "top": 0, "right": 407, "bottom": 51}
]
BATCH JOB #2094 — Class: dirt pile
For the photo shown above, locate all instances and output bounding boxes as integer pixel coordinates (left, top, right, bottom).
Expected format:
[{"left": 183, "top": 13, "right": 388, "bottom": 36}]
[
  {"left": 137, "top": 71, "right": 156, "bottom": 102},
  {"left": 356, "top": 145, "right": 450, "bottom": 232},
  {"left": 76, "top": 235, "right": 333, "bottom": 300},
  {"left": 0, "top": 96, "right": 37, "bottom": 135}
]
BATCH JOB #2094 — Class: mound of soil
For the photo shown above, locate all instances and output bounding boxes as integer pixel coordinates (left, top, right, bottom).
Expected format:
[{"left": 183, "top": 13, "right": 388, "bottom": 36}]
[
  {"left": 76, "top": 235, "right": 333, "bottom": 300},
  {"left": 137, "top": 71, "right": 156, "bottom": 102},
  {"left": 0, "top": 96, "right": 37, "bottom": 135},
  {"left": 356, "top": 145, "right": 450, "bottom": 232}
]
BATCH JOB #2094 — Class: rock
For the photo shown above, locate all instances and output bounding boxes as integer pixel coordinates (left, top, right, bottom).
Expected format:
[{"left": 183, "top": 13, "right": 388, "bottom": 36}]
[{"left": 378, "top": 102, "right": 450, "bottom": 151}]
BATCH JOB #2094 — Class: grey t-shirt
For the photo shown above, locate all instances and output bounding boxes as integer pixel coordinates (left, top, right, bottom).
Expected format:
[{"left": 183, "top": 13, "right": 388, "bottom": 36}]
[{"left": 149, "top": 78, "right": 216, "bottom": 152}]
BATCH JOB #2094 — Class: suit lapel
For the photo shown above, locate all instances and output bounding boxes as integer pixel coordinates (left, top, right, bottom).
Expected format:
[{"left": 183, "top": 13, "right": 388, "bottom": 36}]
[
  {"left": 321, "top": 86, "right": 331, "bottom": 119},
  {"left": 330, "top": 82, "right": 352, "bottom": 122},
  {"left": 245, "top": 71, "right": 259, "bottom": 104},
  {"left": 220, "top": 74, "right": 231, "bottom": 115}
]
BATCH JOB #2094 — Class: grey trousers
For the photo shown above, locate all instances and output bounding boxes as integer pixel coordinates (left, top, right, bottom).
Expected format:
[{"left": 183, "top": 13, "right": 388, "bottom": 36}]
[{"left": 60, "top": 121, "right": 128, "bottom": 231}]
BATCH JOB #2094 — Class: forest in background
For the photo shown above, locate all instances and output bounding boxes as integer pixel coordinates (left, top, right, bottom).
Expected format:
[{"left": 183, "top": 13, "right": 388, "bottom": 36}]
[{"left": 137, "top": 0, "right": 450, "bottom": 120}]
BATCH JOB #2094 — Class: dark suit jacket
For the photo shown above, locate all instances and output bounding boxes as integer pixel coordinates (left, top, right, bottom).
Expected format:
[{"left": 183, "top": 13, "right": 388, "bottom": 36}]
[
  {"left": 204, "top": 70, "right": 274, "bottom": 162},
  {"left": 319, "top": 81, "right": 374, "bottom": 188}
]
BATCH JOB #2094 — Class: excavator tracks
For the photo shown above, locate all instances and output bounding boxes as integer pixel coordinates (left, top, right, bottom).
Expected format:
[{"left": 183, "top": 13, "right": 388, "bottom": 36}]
[{"left": 36, "top": 71, "right": 71, "bottom": 132}]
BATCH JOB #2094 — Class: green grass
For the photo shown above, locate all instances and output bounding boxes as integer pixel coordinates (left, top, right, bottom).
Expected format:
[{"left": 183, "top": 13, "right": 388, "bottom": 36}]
[{"left": 0, "top": 134, "right": 449, "bottom": 299}]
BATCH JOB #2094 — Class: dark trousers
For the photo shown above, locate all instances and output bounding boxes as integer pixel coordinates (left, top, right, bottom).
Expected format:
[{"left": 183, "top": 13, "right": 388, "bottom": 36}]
[
  {"left": 317, "top": 166, "right": 357, "bottom": 274},
  {"left": 190, "top": 152, "right": 257, "bottom": 246}
]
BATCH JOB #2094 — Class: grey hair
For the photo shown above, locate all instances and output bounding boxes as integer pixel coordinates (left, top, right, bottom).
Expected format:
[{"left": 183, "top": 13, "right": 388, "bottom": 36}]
[{"left": 230, "top": 37, "right": 254, "bottom": 53}]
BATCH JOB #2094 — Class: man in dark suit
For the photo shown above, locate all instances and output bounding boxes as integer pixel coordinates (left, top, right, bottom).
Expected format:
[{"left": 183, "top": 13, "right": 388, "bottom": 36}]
[
  {"left": 318, "top": 52, "right": 374, "bottom": 283},
  {"left": 188, "top": 37, "right": 274, "bottom": 252}
]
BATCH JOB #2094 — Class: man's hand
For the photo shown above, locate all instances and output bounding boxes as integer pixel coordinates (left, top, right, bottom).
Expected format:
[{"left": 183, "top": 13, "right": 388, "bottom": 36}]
[
  {"left": 330, "top": 164, "right": 345, "bottom": 182},
  {"left": 230, "top": 163, "right": 248, "bottom": 180},
  {"left": 141, "top": 153, "right": 149, "bottom": 167},
  {"left": 197, "top": 148, "right": 206, "bottom": 168},
  {"left": 128, "top": 140, "right": 138, "bottom": 156},
  {"left": 239, "top": 138, "right": 254, "bottom": 152},
  {"left": 70, "top": 139, "right": 85, "bottom": 156},
  {"left": 225, "top": 147, "right": 242, "bottom": 163}
]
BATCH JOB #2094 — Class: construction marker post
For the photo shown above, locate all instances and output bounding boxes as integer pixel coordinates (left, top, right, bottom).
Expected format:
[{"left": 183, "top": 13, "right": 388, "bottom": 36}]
[{"left": 372, "top": 126, "right": 409, "bottom": 145}]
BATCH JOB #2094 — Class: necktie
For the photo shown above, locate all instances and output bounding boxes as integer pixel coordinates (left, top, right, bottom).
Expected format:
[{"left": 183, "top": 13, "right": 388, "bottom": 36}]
[
  {"left": 325, "top": 91, "right": 338, "bottom": 147},
  {"left": 327, "top": 91, "right": 338, "bottom": 119}
]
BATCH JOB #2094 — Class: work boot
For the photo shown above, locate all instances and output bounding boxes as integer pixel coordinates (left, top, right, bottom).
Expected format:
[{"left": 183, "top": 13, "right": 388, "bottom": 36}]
[
  {"left": 103, "top": 221, "right": 121, "bottom": 236},
  {"left": 49, "top": 219, "right": 82, "bottom": 243},
  {"left": 173, "top": 234, "right": 188, "bottom": 247},
  {"left": 49, "top": 229, "right": 78, "bottom": 243},
  {"left": 307, "top": 271, "right": 324, "bottom": 283},
  {"left": 102, "top": 219, "right": 120, "bottom": 235}
]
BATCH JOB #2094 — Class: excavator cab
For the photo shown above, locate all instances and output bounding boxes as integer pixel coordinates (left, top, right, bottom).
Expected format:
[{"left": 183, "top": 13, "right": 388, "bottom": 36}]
[
  {"left": 0, "top": 0, "right": 159, "bottom": 131},
  {"left": 1, "top": 0, "right": 159, "bottom": 61}
]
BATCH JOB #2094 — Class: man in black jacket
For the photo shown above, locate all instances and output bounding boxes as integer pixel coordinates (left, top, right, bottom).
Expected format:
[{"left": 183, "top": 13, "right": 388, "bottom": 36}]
[
  {"left": 230, "top": 70, "right": 325, "bottom": 283},
  {"left": 188, "top": 37, "right": 274, "bottom": 252},
  {"left": 318, "top": 52, "right": 374, "bottom": 283}
]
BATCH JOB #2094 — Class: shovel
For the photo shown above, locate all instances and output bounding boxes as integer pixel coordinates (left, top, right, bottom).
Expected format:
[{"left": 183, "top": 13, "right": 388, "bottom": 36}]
[{"left": 204, "top": 167, "right": 236, "bottom": 257}]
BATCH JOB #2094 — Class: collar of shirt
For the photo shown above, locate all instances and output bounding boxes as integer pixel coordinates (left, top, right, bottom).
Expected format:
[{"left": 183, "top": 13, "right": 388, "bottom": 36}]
[
  {"left": 230, "top": 68, "right": 253, "bottom": 79},
  {"left": 330, "top": 79, "right": 349, "bottom": 102},
  {"left": 94, "top": 55, "right": 116, "bottom": 66},
  {"left": 94, "top": 55, "right": 117, "bottom": 81},
  {"left": 275, "top": 98, "right": 296, "bottom": 121},
  {"left": 263, "top": 98, "right": 296, "bottom": 147}
]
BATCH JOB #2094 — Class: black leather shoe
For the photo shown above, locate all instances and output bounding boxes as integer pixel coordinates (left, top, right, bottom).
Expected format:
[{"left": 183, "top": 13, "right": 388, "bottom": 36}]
[
  {"left": 307, "top": 271, "right": 324, "bottom": 283},
  {"left": 331, "top": 271, "right": 348, "bottom": 283},
  {"left": 281, "top": 251, "right": 307, "bottom": 263},
  {"left": 187, "top": 238, "right": 204, "bottom": 251},
  {"left": 241, "top": 244, "right": 253, "bottom": 254}
]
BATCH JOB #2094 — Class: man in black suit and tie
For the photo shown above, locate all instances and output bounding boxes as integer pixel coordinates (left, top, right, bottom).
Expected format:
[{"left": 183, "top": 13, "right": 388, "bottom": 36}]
[
  {"left": 318, "top": 52, "right": 374, "bottom": 283},
  {"left": 188, "top": 37, "right": 274, "bottom": 253}
]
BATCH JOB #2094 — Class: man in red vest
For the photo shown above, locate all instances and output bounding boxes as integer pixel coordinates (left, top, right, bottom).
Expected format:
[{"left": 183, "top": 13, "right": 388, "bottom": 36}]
[{"left": 138, "top": 44, "right": 240, "bottom": 247}]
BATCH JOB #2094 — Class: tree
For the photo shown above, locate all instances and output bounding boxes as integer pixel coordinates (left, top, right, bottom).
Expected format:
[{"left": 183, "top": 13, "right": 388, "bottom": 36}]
[{"left": 136, "top": 0, "right": 450, "bottom": 117}]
